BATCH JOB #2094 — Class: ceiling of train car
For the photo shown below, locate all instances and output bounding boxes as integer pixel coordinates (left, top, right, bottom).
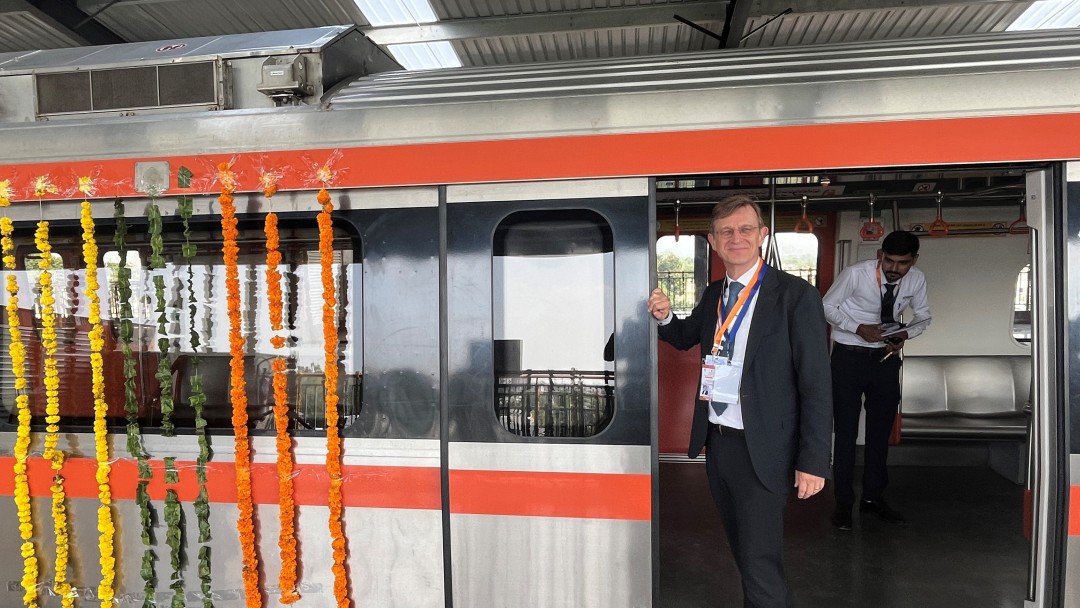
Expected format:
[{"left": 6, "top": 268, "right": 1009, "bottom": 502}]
[
  {"left": 655, "top": 166, "right": 1033, "bottom": 214},
  {"left": 0, "top": 0, "right": 1074, "bottom": 69}
]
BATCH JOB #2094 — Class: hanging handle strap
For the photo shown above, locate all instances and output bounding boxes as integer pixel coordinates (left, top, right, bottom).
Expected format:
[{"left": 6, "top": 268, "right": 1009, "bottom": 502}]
[
  {"left": 927, "top": 192, "right": 950, "bottom": 237},
  {"left": 794, "top": 196, "right": 815, "bottom": 233},
  {"left": 860, "top": 195, "right": 885, "bottom": 240}
]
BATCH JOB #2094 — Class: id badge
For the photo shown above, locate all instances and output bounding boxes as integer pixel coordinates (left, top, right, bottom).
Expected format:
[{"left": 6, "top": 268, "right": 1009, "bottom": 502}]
[
  {"left": 710, "top": 360, "right": 743, "bottom": 404},
  {"left": 698, "top": 355, "right": 718, "bottom": 401}
]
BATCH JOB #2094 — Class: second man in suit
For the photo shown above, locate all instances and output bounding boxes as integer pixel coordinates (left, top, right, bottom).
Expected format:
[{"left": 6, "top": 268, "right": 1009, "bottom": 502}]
[{"left": 648, "top": 195, "right": 832, "bottom": 608}]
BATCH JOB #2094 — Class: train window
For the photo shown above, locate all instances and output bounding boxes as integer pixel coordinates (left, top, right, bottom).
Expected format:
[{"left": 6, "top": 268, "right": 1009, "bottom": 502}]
[
  {"left": 764, "top": 232, "right": 819, "bottom": 286},
  {"left": 657, "top": 235, "right": 709, "bottom": 318},
  {"left": 492, "top": 210, "right": 615, "bottom": 438},
  {"left": 0, "top": 218, "right": 360, "bottom": 435},
  {"left": 1013, "top": 264, "right": 1032, "bottom": 343}
]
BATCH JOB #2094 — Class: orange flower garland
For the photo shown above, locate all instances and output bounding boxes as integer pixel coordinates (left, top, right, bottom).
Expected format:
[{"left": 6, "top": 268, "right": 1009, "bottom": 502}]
[
  {"left": 220, "top": 162, "right": 262, "bottom": 607},
  {"left": 81, "top": 185, "right": 116, "bottom": 603},
  {"left": 263, "top": 171, "right": 300, "bottom": 604},
  {"left": 319, "top": 185, "right": 350, "bottom": 607},
  {"left": 2, "top": 213, "right": 40, "bottom": 608}
]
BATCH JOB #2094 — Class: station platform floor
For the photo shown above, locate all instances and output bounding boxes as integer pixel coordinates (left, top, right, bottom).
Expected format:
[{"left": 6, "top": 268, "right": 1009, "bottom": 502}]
[{"left": 659, "top": 459, "right": 1028, "bottom": 607}]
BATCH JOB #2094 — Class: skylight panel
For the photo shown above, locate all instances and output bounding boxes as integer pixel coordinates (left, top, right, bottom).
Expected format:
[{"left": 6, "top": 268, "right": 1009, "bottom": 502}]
[
  {"left": 353, "top": 0, "right": 438, "bottom": 27},
  {"left": 1007, "top": 0, "right": 1080, "bottom": 30},
  {"left": 388, "top": 41, "right": 463, "bottom": 70}
]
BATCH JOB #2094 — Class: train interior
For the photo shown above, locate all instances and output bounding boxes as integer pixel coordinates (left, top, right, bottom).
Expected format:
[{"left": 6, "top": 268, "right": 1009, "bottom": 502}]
[{"left": 654, "top": 165, "right": 1039, "bottom": 607}]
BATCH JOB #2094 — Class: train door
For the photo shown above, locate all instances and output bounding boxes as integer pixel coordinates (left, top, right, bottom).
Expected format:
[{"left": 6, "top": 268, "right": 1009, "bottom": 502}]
[
  {"left": 652, "top": 167, "right": 1070, "bottom": 608},
  {"left": 443, "top": 179, "right": 654, "bottom": 607}
]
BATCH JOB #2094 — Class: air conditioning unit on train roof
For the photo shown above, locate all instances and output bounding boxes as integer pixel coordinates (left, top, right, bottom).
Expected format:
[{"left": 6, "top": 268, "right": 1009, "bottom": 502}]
[{"left": 0, "top": 25, "right": 401, "bottom": 123}]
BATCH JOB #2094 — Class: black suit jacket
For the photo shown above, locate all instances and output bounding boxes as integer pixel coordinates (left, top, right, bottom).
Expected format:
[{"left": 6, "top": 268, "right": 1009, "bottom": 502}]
[{"left": 658, "top": 267, "right": 833, "bottom": 494}]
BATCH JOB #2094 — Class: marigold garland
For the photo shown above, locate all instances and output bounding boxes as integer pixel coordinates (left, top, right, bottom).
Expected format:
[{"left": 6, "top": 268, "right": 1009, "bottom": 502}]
[
  {"left": 3, "top": 215, "right": 39, "bottom": 608},
  {"left": 81, "top": 196, "right": 116, "bottom": 604},
  {"left": 220, "top": 161, "right": 262, "bottom": 607},
  {"left": 319, "top": 186, "right": 351, "bottom": 607},
  {"left": 34, "top": 209, "right": 74, "bottom": 607},
  {"left": 263, "top": 173, "right": 300, "bottom": 604}
]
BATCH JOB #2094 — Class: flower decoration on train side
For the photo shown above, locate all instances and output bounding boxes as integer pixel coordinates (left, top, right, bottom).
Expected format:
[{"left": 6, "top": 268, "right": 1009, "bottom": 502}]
[
  {"left": 3, "top": 216, "right": 40, "bottom": 608},
  {"left": 219, "top": 160, "right": 263, "bottom": 607},
  {"left": 80, "top": 183, "right": 117, "bottom": 604},
  {"left": 0, "top": 179, "right": 13, "bottom": 207},
  {"left": 262, "top": 169, "right": 301, "bottom": 604},
  {"left": 33, "top": 175, "right": 58, "bottom": 199},
  {"left": 316, "top": 168, "right": 351, "bottom": 607},
  {"left": 36, "top": 218, "right": 74, "bottom": 607}
]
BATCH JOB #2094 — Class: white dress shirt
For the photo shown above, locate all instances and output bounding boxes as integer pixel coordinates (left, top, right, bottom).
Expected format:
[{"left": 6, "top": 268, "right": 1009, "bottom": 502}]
[{"left": 822, "top": 258, "right": 931, "bottom": 347}]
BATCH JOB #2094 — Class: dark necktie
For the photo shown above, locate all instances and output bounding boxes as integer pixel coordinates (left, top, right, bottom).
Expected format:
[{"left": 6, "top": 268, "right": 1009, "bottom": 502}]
[
  {"left": 881, "top": 283, "right": 897, "bottom": 324},
  {"left": 722, "top": 281, "right": 744, "bottom": 357}
]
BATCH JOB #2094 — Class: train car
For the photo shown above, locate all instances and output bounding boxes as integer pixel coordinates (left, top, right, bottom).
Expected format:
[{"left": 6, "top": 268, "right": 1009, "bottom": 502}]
[{"left": 0, "top": 22, "right": 1076, "bottom": 608}]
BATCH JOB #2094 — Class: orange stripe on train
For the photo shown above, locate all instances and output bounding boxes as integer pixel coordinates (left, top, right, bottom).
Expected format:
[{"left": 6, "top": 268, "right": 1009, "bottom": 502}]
[
  {"left": 0, "top": 113, "right": 1079, "bottom": 195},
  {"left": 0, "top": 456, "right": 651, "bottom": 520}
]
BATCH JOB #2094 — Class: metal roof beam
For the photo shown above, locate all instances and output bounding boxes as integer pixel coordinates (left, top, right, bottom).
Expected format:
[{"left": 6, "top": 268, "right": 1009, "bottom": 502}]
[
  {"left": 720, "top": 0, "right": 754, "bottom": 47},
  {"left": 26, "top": 0, "right": 124, "bottom": 45},
  {"left": 360, "top": 2, "right": 726, "bottom": 46}
]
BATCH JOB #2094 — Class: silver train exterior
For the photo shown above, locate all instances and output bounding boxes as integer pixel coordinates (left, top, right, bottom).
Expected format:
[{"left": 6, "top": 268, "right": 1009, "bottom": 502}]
[{"left": 0, "top": 23, "right": 1077, "bottom": 608}]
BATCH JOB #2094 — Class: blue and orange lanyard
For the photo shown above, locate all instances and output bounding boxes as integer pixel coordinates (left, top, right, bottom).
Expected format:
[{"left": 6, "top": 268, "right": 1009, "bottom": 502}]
[{"left": 710, "top": 259, "right": 768, "bottom": 358}]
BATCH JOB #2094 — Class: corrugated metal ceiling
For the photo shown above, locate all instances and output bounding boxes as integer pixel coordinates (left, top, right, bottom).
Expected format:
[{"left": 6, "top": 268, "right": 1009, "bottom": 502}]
[{"left": 0, "top": 0, "right": 1051, "bottom": 67}]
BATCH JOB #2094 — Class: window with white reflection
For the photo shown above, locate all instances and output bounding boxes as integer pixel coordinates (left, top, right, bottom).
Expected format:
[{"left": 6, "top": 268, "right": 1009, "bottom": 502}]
[
  {"left": 492, "top": 210, "right": 615, "bottom": 438},
  {"left": 656, "top": 234, "right": 709, "bottom": 318},
  {"left": 1013, "top": 264, "right": 1032, "bottom": 343},
  {"left": 765, "top": 232, "right": 819, "bottom": 286},
  {"left": 0, "top": 221, "right": 360, "bottom": 434}
]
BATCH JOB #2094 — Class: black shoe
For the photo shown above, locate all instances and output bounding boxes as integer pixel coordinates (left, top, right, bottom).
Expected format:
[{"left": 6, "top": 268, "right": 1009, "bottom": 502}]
[
  {"left": 831, "top": 506, "right": 853, "bottom": 530},
  {"left": 860, "top": 498, "right": 907, "bottom": 525}
]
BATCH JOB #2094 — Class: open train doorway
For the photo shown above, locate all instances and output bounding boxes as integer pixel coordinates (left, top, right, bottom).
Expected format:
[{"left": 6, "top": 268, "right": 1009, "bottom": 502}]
[{"left": 653, "top": 165, "right": 1064, "bottom": 608}]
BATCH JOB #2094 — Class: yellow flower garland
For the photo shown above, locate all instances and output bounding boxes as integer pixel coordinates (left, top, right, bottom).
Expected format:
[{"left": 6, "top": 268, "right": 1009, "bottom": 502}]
[
  {"left": 3, "top": 215, "right": 39, "bottom": 608},
  {"left": 81, "top": 195, "right": 116, "bottom": 603},
  {"left": 36, "top": 216, "right": 73, "bottom": 607}
]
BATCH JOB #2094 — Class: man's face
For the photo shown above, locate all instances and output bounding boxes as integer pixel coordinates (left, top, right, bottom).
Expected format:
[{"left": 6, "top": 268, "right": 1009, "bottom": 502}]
[
  {"left": 706, "top": 205, "right": 768, "bottom": 272},
  {"left": 880, "top": 251, "right": 918, "bottom": 282}
]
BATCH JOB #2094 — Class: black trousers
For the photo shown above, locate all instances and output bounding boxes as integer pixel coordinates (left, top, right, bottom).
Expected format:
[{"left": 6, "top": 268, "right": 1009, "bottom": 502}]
[
  {"left": 706, "top": 426, "right": 791, "bottom": 608},
  {"left": 831, "top": 345, "right": 902, "bottom": 507}
]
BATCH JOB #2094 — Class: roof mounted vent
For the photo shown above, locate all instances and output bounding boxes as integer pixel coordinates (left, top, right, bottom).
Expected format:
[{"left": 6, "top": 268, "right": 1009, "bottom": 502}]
[{"left": 35, "top": 60, "right": 224, "bottom": 118}]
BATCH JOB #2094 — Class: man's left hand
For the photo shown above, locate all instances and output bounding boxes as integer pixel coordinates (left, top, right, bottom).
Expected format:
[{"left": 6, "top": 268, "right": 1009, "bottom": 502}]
[{"left": 794, "top": 471, "right": 825, "bottom": 500}]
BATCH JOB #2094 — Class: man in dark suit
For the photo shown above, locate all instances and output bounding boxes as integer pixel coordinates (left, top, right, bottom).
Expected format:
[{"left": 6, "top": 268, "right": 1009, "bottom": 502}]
[{"left": 649, "top": 195, "right": 832, "bottom": 608}]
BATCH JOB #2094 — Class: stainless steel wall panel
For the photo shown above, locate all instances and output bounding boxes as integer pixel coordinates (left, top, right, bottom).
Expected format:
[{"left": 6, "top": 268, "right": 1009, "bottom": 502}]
[
  {"left": 447, "top": 178, "right": 648, "bottom": 203},
  {"left": 450, "top": 442, "right": 651, "bottom": 473},
  {"left": 450, "top": 513, "right": 651, "bottom": 608}
]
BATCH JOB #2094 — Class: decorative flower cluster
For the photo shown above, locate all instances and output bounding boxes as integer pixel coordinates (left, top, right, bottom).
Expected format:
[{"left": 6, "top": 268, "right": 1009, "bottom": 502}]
[{"left": 219, "top": 161, "right": 263, "bottom": 607}]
